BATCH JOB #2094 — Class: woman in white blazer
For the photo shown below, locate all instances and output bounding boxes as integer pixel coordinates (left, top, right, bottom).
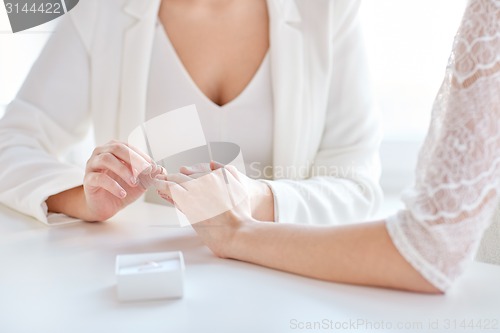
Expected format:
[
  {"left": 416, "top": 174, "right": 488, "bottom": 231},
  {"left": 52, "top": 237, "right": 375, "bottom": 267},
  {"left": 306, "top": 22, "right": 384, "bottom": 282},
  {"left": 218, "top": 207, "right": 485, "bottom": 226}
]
[{"left": 0, "top": 0, "right": 382, "bottom": 224}]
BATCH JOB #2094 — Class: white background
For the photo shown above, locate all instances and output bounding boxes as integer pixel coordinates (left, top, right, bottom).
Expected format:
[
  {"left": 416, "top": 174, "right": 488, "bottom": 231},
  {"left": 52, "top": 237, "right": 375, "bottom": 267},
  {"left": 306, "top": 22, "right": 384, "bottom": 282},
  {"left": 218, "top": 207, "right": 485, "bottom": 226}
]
[{"left": 0, "top": 0, "right": 467, "bottom": 204}]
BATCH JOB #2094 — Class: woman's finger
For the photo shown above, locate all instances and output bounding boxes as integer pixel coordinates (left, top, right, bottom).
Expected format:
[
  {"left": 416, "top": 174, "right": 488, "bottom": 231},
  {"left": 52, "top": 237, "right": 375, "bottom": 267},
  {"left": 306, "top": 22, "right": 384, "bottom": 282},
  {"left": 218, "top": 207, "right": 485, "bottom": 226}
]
[
  {"left": 157, "top": 190, "right": 175, "bottom": 205},
  {"left": 210, "top": 160, "right": 225, "bottom": 171},
  {"left": 210, "top": 161, "right": 241, "bottom": 181},
  {"left": 152, "top": 165, "right": 167, "bottom": 177},
  {"left": 137, "top": 164, "right": 166, "bottom": 189},
  {"left": 180, "top": 171, "right": 210, "bottom": 180},
  {"left": 84, "top": 172, "right": 127, "bottom": 199},
  {"left": 223, "top": 165, "right": 240, "bottom": 180},
  {"left": 167, "top": 173, "right": 195, "bottom": 185},
  {"left": 154, "top": 178, "right": 186, "bottom": 206},
  {"left": 153, "top": 175, "right": 171, "bottom": 196},
  {"left": 153, "top": 175, "right": 182, "bottom": 196},
  {"left": 93, "top": 141, "right": 152, "bottom": 178},
  {"left": 180, "top": 163, "right": 211, "bottom": 175},
  {"left": 86, "top": 152, "right": 138, "bottom": 187},
  {"left": 126, "top": 142, "right": 154, "bottom": 165}
]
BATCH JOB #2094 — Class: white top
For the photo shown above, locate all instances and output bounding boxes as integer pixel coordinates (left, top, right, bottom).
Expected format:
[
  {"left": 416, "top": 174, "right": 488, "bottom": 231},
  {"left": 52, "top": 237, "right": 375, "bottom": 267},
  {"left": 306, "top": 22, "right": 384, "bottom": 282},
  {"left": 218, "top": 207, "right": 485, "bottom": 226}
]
[
  {"left": 387, "top": 0, "right": 500, "bottom": 292},
  {"left": 146, "top": 23, "right": 274, "bottom": 179}
]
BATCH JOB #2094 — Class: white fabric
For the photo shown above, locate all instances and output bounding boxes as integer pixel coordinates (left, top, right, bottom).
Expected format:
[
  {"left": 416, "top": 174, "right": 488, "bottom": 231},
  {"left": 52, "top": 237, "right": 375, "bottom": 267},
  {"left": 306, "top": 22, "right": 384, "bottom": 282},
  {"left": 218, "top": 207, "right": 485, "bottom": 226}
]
[
  {"left": 147, "top": 24, "right": 274, "bottom": 179},
  {"left": 0, "top": 0, "right": 382, "bottom": 225},
  {"left": 387, "top": 0, "right": 500, "bottom": 291},
  {"left": 476, "top": 208, "right": 500, "bottom": 265}
]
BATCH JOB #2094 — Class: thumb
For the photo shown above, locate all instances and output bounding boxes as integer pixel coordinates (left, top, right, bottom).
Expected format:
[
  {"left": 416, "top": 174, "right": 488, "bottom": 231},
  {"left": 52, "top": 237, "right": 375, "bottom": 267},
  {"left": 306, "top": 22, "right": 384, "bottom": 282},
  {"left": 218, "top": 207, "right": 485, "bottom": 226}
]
[{"left": 210, "top": 160, "right": 225, "bottom": 171}]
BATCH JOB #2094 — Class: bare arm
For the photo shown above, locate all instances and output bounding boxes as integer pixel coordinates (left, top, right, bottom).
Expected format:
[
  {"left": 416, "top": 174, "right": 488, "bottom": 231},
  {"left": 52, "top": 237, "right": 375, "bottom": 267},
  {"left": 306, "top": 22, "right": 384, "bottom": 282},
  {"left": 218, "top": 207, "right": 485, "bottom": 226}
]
[
  {"left": 226, "top": 219, "right": 440, "bottom": 293},
  {"left": 46, "top": 186, "right": 92, "bottom": 220}
]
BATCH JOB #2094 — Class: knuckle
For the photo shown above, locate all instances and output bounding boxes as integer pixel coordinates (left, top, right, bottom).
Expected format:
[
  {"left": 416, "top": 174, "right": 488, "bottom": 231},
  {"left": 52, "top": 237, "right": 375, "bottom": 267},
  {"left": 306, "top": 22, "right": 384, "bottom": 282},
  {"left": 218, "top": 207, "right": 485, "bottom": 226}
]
[
  {"left": 108, "top": 142, "right": 120, "bottom": 152},
  {"left": 90, "top": 147, "right": 101, "bottom": 158},
  {"left": 106, "top": 141, "right": 124, "bottom": 154},
  {"left": 99, "top": 152, "right": 114, "bottom": 164},
  {"left": 85, "top": 172, "right": 99, "bottom": 185},
  {"left": 83, "top": 173, "right": 92, "bottom": 183}
]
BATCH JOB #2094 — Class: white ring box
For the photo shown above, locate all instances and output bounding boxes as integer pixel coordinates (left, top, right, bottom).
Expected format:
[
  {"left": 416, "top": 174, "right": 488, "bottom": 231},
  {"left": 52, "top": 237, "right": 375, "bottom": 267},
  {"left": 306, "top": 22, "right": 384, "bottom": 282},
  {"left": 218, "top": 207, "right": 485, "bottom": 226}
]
[{"left": 115, "top": 251, "right": 185, "bottom": 301}]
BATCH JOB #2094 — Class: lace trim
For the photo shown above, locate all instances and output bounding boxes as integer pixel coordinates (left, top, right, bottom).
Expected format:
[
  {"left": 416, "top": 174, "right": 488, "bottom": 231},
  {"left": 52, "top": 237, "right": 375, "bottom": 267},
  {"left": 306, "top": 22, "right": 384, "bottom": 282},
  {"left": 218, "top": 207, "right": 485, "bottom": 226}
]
[
  {"left": 453, "top": 60, "right": 500, "bottom": 88},
  {"left": 421, "top": 154, "right": 500, "bottom": 195},
  {"left": 386, "top": 216, "right": 452, "bottom": 291},
  {"left": 404, "top": 186, "right": 498, "bottom": 222}
]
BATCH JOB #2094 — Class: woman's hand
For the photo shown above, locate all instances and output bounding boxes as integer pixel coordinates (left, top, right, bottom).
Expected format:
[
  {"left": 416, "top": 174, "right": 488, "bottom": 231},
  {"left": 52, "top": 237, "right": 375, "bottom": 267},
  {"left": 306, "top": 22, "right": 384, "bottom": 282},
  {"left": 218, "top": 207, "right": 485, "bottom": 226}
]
[
  {"left": 178, "top": 161, "right": 275, "bottom": 222},
  {"left": 156, "top": 164, "right": 255, "bottom": 258},
  {"left": 82, "top": 140, "right": 163, "bottom": 221},
  {"left": 47, "top": 140, "right": 163, "bottom": 221}
]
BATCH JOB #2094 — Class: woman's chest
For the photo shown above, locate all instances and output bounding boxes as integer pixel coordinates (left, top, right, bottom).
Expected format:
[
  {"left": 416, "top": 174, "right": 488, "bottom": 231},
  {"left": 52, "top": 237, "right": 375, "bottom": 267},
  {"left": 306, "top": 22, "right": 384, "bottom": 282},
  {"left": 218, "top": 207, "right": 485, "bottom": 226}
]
[{"left": 158, "top": 0, "right": 269, "bottom": 106}]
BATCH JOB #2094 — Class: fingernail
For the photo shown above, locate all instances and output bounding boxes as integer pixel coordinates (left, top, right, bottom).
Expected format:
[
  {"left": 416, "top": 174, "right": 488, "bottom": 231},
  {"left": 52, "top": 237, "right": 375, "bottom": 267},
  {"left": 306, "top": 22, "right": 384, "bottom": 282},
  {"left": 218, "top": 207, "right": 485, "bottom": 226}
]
[
  {"left": 130, "top": 177, "right": 138, "bottom": 185},
  {"left": 120, "top": 190, "right": 127, "bottom": 198},
  {"left": 142, "top": 163, "right": 152, "bottom": 173}
]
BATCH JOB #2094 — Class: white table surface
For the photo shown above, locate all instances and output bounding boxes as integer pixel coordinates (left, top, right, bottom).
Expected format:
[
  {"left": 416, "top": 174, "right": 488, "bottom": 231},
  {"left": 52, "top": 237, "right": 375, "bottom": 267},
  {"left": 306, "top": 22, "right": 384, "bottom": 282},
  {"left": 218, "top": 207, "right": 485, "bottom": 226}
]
[{"left": 1, "top": 202, "right": 499, "bottom": 333}]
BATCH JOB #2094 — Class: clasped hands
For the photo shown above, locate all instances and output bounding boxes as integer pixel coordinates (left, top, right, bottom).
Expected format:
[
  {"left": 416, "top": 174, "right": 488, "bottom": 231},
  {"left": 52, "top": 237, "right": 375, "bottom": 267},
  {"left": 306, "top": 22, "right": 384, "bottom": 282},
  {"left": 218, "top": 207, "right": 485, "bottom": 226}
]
[
  {"left": 83, "top": 140, "right": 273, "bottom": 256},
  {"left": 153, "top": 161, "right": 273, "bottom": 223},
  {"left": 154, "top": 161, "right": 257, "bottom": 257}
]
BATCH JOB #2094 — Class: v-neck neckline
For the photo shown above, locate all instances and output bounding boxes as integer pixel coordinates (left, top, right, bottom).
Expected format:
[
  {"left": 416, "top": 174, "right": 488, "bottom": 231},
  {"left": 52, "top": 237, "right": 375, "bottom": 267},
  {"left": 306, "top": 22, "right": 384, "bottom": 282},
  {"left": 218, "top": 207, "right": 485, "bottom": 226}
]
[{"left": 157, "top": 23, "right": 270, "bottom": 110}]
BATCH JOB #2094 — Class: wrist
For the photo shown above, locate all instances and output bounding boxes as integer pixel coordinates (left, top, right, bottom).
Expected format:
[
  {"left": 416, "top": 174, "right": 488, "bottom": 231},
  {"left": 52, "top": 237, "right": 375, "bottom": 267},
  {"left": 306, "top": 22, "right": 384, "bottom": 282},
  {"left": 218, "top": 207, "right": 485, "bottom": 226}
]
[
  {"left": 224, "top": 215, "right": 259, "bottom": 260},
  {"left": 46, "top": 186, "right": 95, "bottom": 221}
]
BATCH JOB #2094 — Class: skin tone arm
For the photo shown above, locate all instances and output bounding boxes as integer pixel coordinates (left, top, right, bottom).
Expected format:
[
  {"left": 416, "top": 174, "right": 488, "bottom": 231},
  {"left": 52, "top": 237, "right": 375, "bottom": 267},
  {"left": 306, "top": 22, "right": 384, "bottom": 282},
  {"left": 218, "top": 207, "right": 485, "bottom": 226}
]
[
  {"left": 46, "top": 186, "right": 95, "bottom": 221},
  {"left": 157, "top": 164, "right": 441, "bottom": 294},
  {"left": 226, "top": 219, "right": 440, "bottom": 293}
]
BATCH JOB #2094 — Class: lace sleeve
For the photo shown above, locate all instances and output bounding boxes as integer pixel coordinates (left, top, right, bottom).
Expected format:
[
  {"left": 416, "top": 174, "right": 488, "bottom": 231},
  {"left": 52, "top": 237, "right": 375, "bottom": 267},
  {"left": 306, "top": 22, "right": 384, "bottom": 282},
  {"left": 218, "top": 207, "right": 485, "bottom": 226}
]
[{"left": 386, "top": 0, "right": 500, "bottom": 291}]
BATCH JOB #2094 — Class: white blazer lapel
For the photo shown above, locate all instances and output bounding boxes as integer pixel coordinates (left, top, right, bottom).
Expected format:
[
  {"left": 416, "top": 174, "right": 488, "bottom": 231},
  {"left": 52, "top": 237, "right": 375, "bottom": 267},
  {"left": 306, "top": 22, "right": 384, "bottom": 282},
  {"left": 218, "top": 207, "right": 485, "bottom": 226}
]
[
  {"left": 118, "top": 0, "right": 161, "bottom": 141},
  {"left": 268, "top": 0, "right": 306, "bottom": 179}
]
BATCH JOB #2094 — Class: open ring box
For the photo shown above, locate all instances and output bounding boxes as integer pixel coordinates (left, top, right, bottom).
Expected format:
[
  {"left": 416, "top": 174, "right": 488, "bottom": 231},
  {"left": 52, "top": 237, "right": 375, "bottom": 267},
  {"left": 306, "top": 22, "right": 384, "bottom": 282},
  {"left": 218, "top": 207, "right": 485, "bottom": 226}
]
[{"left": 115, "top": 251, "right": 185, "bottom": 301}]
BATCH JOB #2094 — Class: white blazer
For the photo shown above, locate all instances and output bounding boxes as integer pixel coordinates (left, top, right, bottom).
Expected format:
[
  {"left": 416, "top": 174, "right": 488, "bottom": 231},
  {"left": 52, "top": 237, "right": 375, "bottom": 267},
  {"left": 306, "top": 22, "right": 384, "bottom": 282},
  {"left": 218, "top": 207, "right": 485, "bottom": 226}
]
[{"left": 0, "top": 0, "right": 383, "bottom": 224}]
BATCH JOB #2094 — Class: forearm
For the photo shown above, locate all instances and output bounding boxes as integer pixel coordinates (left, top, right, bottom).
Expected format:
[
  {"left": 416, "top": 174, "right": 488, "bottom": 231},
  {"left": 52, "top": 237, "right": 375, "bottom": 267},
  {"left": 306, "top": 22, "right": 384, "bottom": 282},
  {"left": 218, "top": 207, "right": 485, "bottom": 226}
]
[
  {"left": 46, "top": 186, "right": 93, "bottom": 221},
  {"left": 230, "top": 220, "right": 441, "bottom": 293}
]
